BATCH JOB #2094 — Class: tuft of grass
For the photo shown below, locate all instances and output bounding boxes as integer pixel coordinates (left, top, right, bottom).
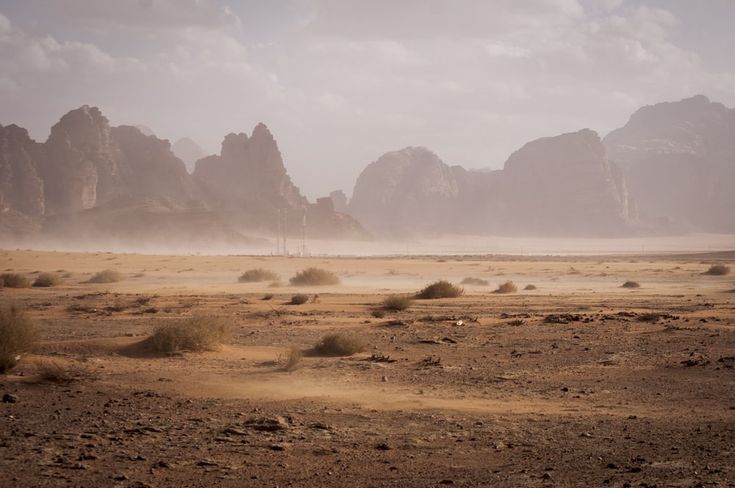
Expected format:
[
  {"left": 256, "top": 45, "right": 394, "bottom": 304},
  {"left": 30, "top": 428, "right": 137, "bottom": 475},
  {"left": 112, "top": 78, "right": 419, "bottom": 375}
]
[
  {"left": 238, "top": 268, "right": 279, "bottom": 283},
  {"left": 0, "top": 273, "right": 31, "bottom": 288},
  {"left": 703, "top": 264, "right": 730, "bottom": 276},
  {"left": 311, "top": 334, "right": 364, "bottom": 357},
  {"left": 382, "top": 294, "right": 413, "bottom": 311},
  {"left": 148, "top": 316, "right": 231, "bottom": 354},
  {"left": 524, "top": 284, "right": 537, "bottom": 290},
  {"left": 289, "top": 268, "right": 340, "bottom": 286},
  {"left": 86, "top": 269, "right": 124, "bottom": 284},
  {"left": 280, "top": 347, "right": 303, "bottom": 371},
  {"left": 32, "top": 272, "right": 62, "bottom": 288},
  {"left": 493, "top": 281, "right": 518, "bottom": 294},
  {"left": 460, "top": 277, "right": 489, "bottom": 286},
  {"left": 0, "top": 305, "right": 37, "bottom": 373},
  {"left": 290, "top": 294, "right": 309, "bottom": 305},
  {"left": 34, "top": 360, "right": 85, "bottom": 384},
  {"left": 415, "top": 280, "right": 463, "bottom": 299},
  {"left": 621, "top": 281, "right": 640, "bottom": 288}
]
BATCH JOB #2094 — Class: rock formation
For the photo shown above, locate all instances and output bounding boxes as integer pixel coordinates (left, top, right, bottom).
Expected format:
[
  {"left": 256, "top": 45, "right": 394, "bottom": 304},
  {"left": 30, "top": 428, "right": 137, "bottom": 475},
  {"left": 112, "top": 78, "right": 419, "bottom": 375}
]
[
  {"left": 0, "top": 124, "right": 45, "bottom": 216},
  {"left": 328, "top": 190, "right": 348, "bottom": 213},
  {"left": 604, "top": 95, "right": 735, "bottom": 232},
  {"left": 172, "top": 137, "right": 206, "bottom": 173},
  {"left": 349, "top": 130, "right": 633, "bottom": 236}
]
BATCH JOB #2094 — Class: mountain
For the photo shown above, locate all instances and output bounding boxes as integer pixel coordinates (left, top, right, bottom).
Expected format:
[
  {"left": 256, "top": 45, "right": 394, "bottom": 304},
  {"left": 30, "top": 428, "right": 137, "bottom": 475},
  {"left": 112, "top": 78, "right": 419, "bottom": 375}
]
[
  {"left": 603, "top": 95, "right": 735, "bottom": 232},
  {"left": 0, "top": 105, "right": 366, "bottom": 249},
  {"left": 172, "top": 137, "right": 206, "bottom": 173},
  {"left": 348, "top": 130, "right": 633, "bottom": 237}
]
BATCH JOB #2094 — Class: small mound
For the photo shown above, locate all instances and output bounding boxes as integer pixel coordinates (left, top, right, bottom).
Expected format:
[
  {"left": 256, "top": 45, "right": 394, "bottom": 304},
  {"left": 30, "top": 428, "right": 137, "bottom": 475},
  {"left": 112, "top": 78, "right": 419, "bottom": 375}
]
[
  {"left": 289, "top": 294, "right": 309, "bottom": 305},
  {"left": 703, "top": 264, "right": 730, "bottom": 276},
  {"left": 238, "top": 268, "right": 279, "bottom": 283},
  {"left": 310, "top": 334, "right": 364, "bottom": 357},
  {"left": 382, "top": 294, "right": 413, "bottom": 311},
  {"left": 32, "top": 273, "right": 62, "bottom": 288},
  {"left": 289, "top": 268, "right": 340, "bottom": 286},
  {"left": 0, "top": 273, "right": 31, "bottom": 288},
  {"left": 147, "top": 316, "right": 231, "bottom": 354},
  {"left": 524, "top": 284, "right": 537, "bottom": 290},
  {"left": 416, "top": 280, "right": 463, "bottom": 299},
  {"left": 621, "top": 281, "right": 640, "bottom": 288},
  {"left": 493, "top": 281, "right": 518, "bottom": 294},
  {"left": 461, "top": 277, "right": 489, "bottom": 286},
  {"left": 86, "top": 269, "right": 124, "bottom": 284}
]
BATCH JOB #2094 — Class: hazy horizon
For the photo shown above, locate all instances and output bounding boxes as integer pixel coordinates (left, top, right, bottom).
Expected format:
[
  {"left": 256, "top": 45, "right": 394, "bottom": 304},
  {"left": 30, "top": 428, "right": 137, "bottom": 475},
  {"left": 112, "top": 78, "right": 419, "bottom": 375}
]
[{"left": 1, "top": 0, "right": 735, "bottom": 199}]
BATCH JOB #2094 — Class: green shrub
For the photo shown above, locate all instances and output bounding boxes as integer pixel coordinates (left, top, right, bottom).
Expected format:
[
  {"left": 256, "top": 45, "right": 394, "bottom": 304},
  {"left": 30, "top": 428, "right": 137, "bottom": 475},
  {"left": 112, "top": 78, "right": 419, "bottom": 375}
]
[
  {"left": 0, "top": 273, "right": 31, "bottom": 288},
  {"left": 311, "top": 334, "right": 364, "bottom": 357},
  {"left": 382, "top": 294, "right": 413, "bottom": 311},
  {"left": 289, "top": 268, "right": 340, "bottom": 286},
  {"left": 460, "top": 277, "right": 489, "bottom": 286},
  {"left": 703, "top": 264, "right": 730, "bottom": 276},
  {"left": 0, "top": 305, "right": 37, "bottom": 373},
  {"left": 290, "top": 294, "right": 309, "bottom": 305},
  {"left": 493, "top": 281, "right": 518, "bottom": 294},
  {"left": 32, "top": 273, "right": 62, "bottom": 287},
  {"left": 148, "top": 316, "right": 231, "bottom": 353},
  {"left": 416, "top": 280, "right": 463, "bottom": 299},
  {"left": 238, "top": 268, "right": 279, "bottom": 283},
  {"left": 86, "top": 269, "right": 124, "bottom": 284}
]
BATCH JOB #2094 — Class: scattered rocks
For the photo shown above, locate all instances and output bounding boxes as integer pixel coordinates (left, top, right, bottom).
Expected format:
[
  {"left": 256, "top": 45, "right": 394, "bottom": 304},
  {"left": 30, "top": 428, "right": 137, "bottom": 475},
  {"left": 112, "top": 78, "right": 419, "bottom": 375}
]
[{"left": 2, "top": 393, "right": 18, "bottom": 403}]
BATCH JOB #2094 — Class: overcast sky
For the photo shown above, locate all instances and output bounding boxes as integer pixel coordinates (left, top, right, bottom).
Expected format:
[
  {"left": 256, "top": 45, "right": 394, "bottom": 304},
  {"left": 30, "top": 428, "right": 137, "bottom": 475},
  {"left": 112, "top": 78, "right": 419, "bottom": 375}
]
[{"left": 1, "top": 0, "right": 734, "bottom": 198}]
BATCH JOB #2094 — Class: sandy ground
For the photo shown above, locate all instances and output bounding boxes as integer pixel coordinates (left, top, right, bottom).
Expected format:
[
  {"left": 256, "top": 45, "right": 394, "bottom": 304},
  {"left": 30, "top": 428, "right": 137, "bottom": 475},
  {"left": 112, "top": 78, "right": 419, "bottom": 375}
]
[{"left": 1, "top": 249, "right": 734, "bottom": 487}]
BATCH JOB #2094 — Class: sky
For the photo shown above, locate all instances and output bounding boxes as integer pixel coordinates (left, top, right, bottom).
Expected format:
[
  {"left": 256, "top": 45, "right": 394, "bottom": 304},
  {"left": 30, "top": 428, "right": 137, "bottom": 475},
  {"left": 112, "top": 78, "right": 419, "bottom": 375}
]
[{"left": 0, "top": 0, "right": 734, "bottom": 199}]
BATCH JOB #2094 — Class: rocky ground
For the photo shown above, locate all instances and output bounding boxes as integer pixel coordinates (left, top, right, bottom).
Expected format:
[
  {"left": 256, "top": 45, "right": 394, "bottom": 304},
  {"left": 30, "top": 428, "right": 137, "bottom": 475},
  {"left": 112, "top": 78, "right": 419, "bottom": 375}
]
[{"left": 1, "top": 250, "right": 734, "bottom": 487}]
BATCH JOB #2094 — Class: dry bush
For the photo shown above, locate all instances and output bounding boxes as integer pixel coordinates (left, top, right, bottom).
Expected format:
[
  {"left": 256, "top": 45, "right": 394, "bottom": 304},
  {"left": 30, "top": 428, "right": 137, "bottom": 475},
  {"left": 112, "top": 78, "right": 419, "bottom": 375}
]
[
  {"left": 703, "top": 264, "right": 730, "bottom": 276},
  {"left": 34, "top": 360, "right": 87, "bottom": 384},
  {"left": 86, "top": 269, "right": 124, "bottom": 284},
  {"left": 148, "top": 316, "right": 231, "bottom": 353},
  {"left": 524, "top": 284, "right": 537, "bottom": 290},
  {"left": 493, "top": 281, "right": 518, "bottom": 294},
  {"left": 0, "top": 305, "right": 37, "bottom": 373},
  {"left": 290, "top": 294, "right": 309, "bottom": 305},
  {"left": 33, "top": 272, "right": 62, "bottom": 287},
  {"left": 289, "top": 267, "right": 340, "bottom": 286},
  {"left": 371, "top": 310, "right": 386, "bottom": 318},
  {"left": 382, "top": 294, "right": 413, "bottom": 311},
  {"left": 0, "top": 273, "right": 31, "bottom": 288},
  {"left": 280, "top": 347, "right": 303, "bottom": 371},
  {"left": 416, "top": 280, "right": 463, "bottom": 299},
  {"left": 622, "top": 281, "right": 641, "bottom": 288},
  {"left": 461, "top": 277, "right": 489, "bottom": 286},
  {"left": 262, "top": 294, "right": 274, "bottom": 301},
  {"left": 238, "top": 268, "right": 279, "bottom": 283},
  {"left": 311, "top": 334, "right": 364, "bottom": 356}
]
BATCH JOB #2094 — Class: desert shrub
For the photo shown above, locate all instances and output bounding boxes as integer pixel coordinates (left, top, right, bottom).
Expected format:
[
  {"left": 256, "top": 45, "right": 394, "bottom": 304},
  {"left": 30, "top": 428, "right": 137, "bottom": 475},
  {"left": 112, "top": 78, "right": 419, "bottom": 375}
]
[
  {"left": 703, "top": 264, "right": 730, "bottom": 276},
  {"left": 34, "top": 360, "right": 85, "bottom": 384},
  {"left": 289, "top": 267, "right": 340, "bottom": 286},
  {"left": 281, "top": 347, "right": 303, "bottom": 371},
  {"left": 290, "top": 294, "right": 309, "bottom": 305},
  {"left": 238, "top": 268, "right": 279, "bottom": 283},
  {"left": 461, "top": 277, "right": 489, "bottom": 286},
  {"left": 86, "top": 269, "right": 123, "bottom": 284},
  {"left": 0, "top": 305, "right": 37, "bottom": 373},
  {"left": 493, "top": 281, "right": 518, "bottom": 294},
  {"left": 524, "top": 284, "right": 537, "bottom": 290},
  {"left": 416, "top": 280, "right": 463, "bottom": 299},
  {"left": 0, "top": 273, "right": 31, "bottom": 288},
  {"left": 262, "top": 294, "right": 274, "bottom": 301},
  {"left": 32, "top": 273, "right": 62, "bottom": 288},
  {"left": 312, "top": 334, "right": 364, "bottom": 357},
  {"left": 148, "top": 316, "right": 231, "bottom": 353},
  {"left": 371, "top": 310, "right": 386, "bottom": 318},
  {"left": 621, "top": 281, "right": 640, "bottom": 288},
  {"left": 382, "top": 294, "right": 413, "bottom": 311}
]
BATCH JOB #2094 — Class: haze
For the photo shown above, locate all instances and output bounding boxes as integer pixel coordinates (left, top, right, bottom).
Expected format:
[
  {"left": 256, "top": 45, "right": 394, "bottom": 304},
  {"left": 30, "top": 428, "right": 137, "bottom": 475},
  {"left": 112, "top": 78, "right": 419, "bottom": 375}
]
[{"left": 2, "top": 0, "right": 735, "bottom": 198}]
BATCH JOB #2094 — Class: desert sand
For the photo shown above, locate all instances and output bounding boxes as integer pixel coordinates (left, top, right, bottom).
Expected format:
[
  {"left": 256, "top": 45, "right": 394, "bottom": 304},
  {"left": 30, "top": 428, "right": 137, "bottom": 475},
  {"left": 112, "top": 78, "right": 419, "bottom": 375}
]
[{"left": 1, "top": 249, "right": 734, "bottom": 487}]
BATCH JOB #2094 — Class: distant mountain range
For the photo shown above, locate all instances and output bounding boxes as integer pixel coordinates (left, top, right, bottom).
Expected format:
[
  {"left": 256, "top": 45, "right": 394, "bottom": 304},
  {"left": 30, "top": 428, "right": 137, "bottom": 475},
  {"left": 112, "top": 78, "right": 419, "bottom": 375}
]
[
  {"left": 347, "top": 95, "right": 735, "bottom": 237},
  {"left": 1, "top": 95, "right": 733, "bottom": 250}
]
